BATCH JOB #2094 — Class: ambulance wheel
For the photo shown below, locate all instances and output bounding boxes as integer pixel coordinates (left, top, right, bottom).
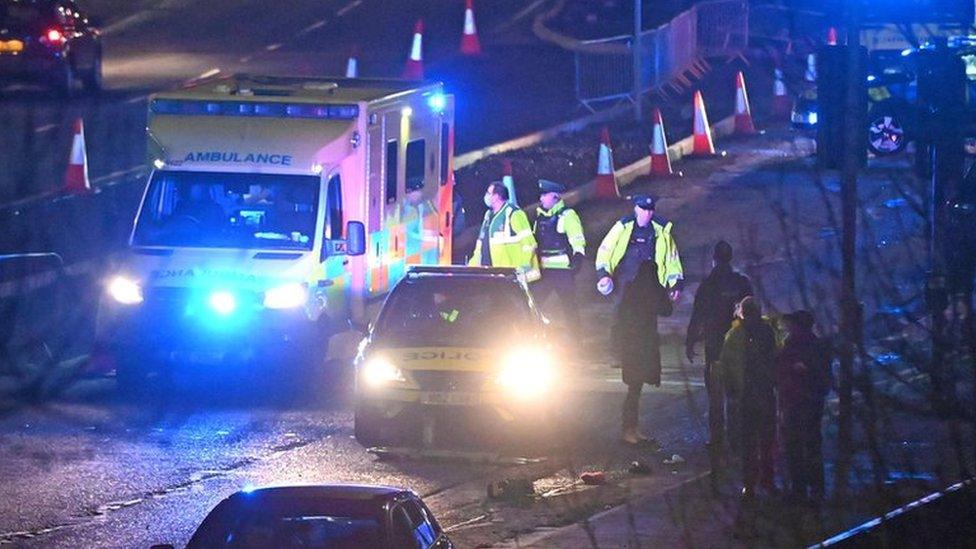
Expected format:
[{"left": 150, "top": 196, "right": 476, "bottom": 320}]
[{"left": 354, "top": 405, "right": 386, "bottom": 447}]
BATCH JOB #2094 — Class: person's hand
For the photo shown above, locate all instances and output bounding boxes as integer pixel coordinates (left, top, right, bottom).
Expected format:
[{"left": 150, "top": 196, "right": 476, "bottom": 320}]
[
  {"left": 669, "top": 289, "right": 682, "bottom": 302},
  {"left": 570, "top": 253, "right": 584, "bottom": 274},
  {"left": 597, "top": 276, "right": 614, "bottom": 296},
  {"left": 685, "top": 343, "right": 696, "bottom": 363}
]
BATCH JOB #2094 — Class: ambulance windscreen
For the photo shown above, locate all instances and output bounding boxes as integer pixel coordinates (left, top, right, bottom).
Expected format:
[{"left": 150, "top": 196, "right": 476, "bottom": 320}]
[{"left": 133, "top": 170, "right": 319, "bottom": 250}]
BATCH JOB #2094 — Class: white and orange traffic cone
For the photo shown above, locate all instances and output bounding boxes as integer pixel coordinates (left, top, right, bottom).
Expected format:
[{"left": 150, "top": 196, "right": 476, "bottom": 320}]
[
  {"left": 805, "top": 52, "right": 817, "bottom": 82},
  {"left": 64, "top": 118, "right": 92, "bottom": 195},
  {"left": 826, "top": 27, "right": 838, "bottom": 46},
  {"left": 403, "top": 19, "right": 424, "bottom": 80},
  {"left": 500, "top": 158, "right": 518, "bottom": 207},
  {"left": 460, "top": 0, "right": 482, "bottom": 56},
  {"left": 772, "top": 67, "right": 791, "bottom": 118},
  {"left": 594, "top": 127, "right": 619, "bottom": 198},
  {"left": 346, "top": 45, "right": 359, "bottom": 78},
  {"left": 649, "top": 108, "right": 672, "bottom": 176},
  {"left": 691, "top": 91, "right": 715, "bottom": 156},
  {"left": 733, "top": 71, "right": 757, "bottom": 135}
]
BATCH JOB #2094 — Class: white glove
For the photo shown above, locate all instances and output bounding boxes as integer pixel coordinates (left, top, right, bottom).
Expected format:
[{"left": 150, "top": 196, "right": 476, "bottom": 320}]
[{"left": 597, "top": 276, "right": 614, "bottom": 296}]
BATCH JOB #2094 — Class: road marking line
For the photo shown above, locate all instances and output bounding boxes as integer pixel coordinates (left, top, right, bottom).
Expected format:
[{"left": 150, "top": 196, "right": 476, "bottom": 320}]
[
  {"left": 196, "top": 67, "right": 221, "bottom": 80},
  {"left": 239, "top": 54, "right": 253, "bottom": 63},
  {"left": 265, "top": 43, "right": 282, "bottom": 52},
  {"left": 125, "top": 94, "right": 148, "bottom": 104},
  {"left": 91, "top": 165, "right": 146, "bottom": 186},
  {"left": 34, "top": 123, "right": 58, "bottom": 134},
  {"left": 337, "top": 0, "right": 362, "bottom": 17},
  {"left": 299, "top": 19, "right": 328, "bottom": 34}
]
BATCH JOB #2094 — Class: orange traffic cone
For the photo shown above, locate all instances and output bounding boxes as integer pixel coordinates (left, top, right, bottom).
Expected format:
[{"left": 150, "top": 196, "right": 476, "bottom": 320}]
[
  {"left": 772, "top": 67, "right": 791, "bottom": 118},
  {"left": 826, "top": 27, "right": 838, "bottom": 46},
  {"left": 733, "top": 71, "right": 756, "bottom": 135},
  {"left": 594, "top": 127, "right": 619, "bottom": 198},
  {"left": 460, "top": 0, "right": 482, "bottom": 56},
  {"left": 403, "top": 19, "right": 424, "bottom": 80},
  {"left": 346, "top": 45, "right": 359, "bottom": 78},
  {"left": 64, "top": 118, "right": 92, "bottom": 194},
  {"left": 691, "top": 91, "right": 715, "bottom": 156},
  {"left": 501, "top": 158, "right": 518, "bottom": 207},
  {"left": 649, "top": 108, "right": 672, "bottom": 176}
]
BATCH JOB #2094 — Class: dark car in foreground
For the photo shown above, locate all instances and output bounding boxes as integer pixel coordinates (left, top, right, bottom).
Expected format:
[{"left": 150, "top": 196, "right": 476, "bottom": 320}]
[
  {"left": 169, "top": 485, "right": 453, "bottom": 549},
  {"left": 0, "top": 0, "right": 102, "bottom": 95}
]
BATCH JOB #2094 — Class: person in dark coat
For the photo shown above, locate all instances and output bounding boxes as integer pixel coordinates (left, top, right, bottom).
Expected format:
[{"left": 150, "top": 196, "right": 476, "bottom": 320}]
[
  {"left": 777, "top": 310, "right": 832, "bottom": 503},
  {"left": 685, "top": 241, "right": 753, "bottom": 451},
  {"left": 616, "top": 260, "right": 673, "bottom": 445},
  {"left": 720, "top": 296, "right": 777, "bottom": 498}
]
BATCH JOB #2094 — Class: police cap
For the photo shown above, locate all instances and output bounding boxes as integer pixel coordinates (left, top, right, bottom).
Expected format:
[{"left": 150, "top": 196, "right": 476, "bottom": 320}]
[
  {"left": 632, "top": 194, "right": 656, "bottom": 210},
  {"left": 538, "top": 179, "right": 567, "bottom": 194}
]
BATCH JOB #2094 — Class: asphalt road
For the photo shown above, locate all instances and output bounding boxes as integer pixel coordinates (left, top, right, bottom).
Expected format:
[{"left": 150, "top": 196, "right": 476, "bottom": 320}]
[{"left": 0, "top": 0, "right": 575, "bottom": 204}]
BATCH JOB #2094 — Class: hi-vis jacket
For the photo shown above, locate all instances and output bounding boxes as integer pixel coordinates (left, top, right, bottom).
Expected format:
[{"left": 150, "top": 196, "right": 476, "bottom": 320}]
[
  {"left": 595, "top": 216, "right": 684, "bottom": 289},
  {"left": 534, "top": 200, "right": 586, "bottom": 270},
  {"left": 469, "top": 203, "right": 541, "bottom": 281}
]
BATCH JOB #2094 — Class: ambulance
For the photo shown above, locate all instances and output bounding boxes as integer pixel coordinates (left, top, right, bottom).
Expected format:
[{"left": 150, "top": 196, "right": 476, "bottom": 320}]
[{"left": 95, "top": 74, "right": 456, "bottom": 391}]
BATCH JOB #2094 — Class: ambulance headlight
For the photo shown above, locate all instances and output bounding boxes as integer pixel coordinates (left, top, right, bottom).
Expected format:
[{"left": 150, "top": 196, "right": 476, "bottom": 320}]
[
  {"left": 361, "top": 357, "right": 406, "bottom": 388},
  {"left": 497, "top": 347, "right": 555, "bottom": 398},
  {"left": 107, "top": 276, "right": 143, "bottom": 305},
  {"left": 208, "top": 290, "right": 237, "bottom": 316},
  {"left": 263, "top": 282, "right": 307, "bottom": 310}
]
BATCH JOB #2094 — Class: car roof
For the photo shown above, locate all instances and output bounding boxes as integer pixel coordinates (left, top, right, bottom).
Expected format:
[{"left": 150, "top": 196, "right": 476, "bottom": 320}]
[
  {"left": 231, "top": 484, "right": 413, "bottom": 502},
  {"left": 404, "top": 265, "right": 521, "bottom": 280}
]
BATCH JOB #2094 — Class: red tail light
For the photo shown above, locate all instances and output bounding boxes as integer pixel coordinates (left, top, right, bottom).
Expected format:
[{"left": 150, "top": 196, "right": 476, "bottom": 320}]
[{"left": 41, "top": 28, "right": 65, "bottom": 45}]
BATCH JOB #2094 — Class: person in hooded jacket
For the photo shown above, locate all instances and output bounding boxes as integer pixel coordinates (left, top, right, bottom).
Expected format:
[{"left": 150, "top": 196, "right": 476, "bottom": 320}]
[
  {"left": 616, "top": 260, "right": 673, "bottom": 445},
  {"left": 720, "top": 296, "right": 777, "bottom": 498},
  {"left": 777, "top": 310, "right": 832, "bottom": 503}
]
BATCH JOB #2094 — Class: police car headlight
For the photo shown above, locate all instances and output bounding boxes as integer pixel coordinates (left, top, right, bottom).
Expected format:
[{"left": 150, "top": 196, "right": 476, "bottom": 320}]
[
  {"left": 107, "top": 276, "right": 143, "bottom": 305},
  {"left": 497, "top": 348, "right": 555, "bottom": 398},
  {"left": 361, "top": 357, "right": 406, "bottom": 388},
  {"left": 263, "top": 282, "right": 307, "bottom": 310}
]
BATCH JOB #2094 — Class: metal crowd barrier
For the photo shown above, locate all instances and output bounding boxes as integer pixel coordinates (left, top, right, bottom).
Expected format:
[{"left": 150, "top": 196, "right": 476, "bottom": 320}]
[{"left": 574, "top": 0, "right": 750, "bottom": 111}]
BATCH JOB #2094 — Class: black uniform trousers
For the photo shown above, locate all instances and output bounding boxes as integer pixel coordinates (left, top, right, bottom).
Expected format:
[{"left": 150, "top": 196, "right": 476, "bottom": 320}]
[{"left": 532, "top": 268, "right": 580, "bottom": 332}]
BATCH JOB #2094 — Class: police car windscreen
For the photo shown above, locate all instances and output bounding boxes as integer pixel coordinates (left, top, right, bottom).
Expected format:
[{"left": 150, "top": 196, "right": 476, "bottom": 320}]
[
  {"left": 133, "top": 171, "right": 319, "bottom": 250},
  {"left": 376, "top": 278, "right": 533, "bottom": 347}
]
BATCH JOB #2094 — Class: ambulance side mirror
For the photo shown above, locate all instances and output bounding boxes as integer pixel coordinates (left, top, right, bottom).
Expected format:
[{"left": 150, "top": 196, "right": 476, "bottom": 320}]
[
  {"left": 346, "top": 221, "right": 366, "bottom": 256},
  {"left": 320, "top": 221, "right": 366, "bottom": 261}
]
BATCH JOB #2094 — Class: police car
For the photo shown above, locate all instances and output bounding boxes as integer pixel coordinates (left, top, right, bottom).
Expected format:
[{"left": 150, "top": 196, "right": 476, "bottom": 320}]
[{"left": 353, "top": 266, "right": 558, "bottom": 447}]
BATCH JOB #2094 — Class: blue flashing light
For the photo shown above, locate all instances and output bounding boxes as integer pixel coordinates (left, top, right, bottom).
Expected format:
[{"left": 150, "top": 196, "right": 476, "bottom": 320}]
[
  {"left": 427, "top": 93, "right": 446, "bottom": 112},
  {"left": 241, "top": 484, "right": 257, "bottom": 494},
  {"left": 208, "top": 290, "right": 237, "bottom": 316},
  {"left": 901, "top": 48, "right": 914, "bottom": 57},
  {"left": 151, "top": 99, "right": 359, "bottom": 120},
  {"left": 866, "top": 74, "right": 876, "bottom": 83}
]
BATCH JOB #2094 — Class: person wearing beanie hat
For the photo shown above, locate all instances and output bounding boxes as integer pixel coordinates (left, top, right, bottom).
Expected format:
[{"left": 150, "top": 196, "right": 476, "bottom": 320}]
[
  {"left": 685, "top": 241, "right": 753, "bottom": 457},
  {"left": 720, "top": 296, "right": 778, "bottom": 499},
  {"left": 532, "top": 179, "right": 586, "bottom": 337}
]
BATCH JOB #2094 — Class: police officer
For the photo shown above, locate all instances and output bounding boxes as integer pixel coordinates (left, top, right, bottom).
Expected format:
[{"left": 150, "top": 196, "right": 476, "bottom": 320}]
[
  {"left": 595, "top": 195, "right": 684, "bottom": 301},
  {"left": 595, "top": 195, "right": 683, "bottom": 444},
  {"left": 532, "top": 179, "right": 586, "bottom": 332},
  {"left": 469, "top": 181, "right": 540, "bottom": 282}
]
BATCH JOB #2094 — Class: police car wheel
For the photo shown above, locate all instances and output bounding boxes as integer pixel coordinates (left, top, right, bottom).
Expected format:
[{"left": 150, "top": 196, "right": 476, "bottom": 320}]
[
  {"left": 867, "top": 115, "right": 906, "bottom": 155},
  {"left": 353, "top": 406, "right": 385, "bottom": 447}
]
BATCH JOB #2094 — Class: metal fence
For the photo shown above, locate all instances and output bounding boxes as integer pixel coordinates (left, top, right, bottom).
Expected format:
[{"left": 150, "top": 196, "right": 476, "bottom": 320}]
[{"left": 575, "top": 0, "right": 749, "bottom": 111}]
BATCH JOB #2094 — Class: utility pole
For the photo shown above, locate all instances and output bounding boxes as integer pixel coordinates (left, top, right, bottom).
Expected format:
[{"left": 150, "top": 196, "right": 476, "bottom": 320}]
[
  {"left": 633, "top": 0, "right": 643, "bottom": 122},
  {"left": 835, "top": 2, "right": 863, "bottom": 497}
]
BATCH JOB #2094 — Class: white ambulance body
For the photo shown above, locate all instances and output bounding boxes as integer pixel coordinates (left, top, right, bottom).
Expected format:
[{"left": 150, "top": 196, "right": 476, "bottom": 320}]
[{"left": 95, "top": 75, "right": 456, "bottom": 388}]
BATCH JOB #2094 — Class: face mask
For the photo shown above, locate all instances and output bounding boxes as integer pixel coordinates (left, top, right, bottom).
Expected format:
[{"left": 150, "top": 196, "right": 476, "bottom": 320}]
[{"left": 484, "top": 193, "right": 493, "bottom": 207}]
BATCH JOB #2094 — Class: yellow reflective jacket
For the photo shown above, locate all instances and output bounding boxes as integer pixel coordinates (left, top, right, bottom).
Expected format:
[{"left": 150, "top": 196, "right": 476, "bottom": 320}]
[
  {"left": 534, "top": 200, "right": 586, "bottom": 270},
  {"left": 469, "top": 203, "right": 541, "bottom": 281},
  {"left": 595, "top": 216, "right": 684, "bottom": 289}
]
